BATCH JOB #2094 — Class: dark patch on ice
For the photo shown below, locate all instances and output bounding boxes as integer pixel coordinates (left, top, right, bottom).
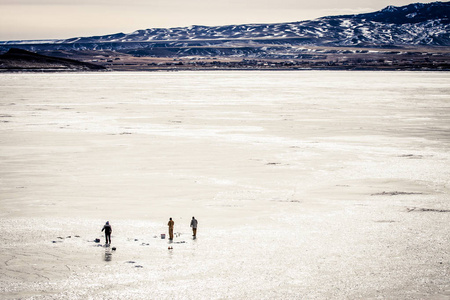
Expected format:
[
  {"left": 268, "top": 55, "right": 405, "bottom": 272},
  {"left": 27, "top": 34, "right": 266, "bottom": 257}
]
[
  {"left": 0, "top": 114, "right": 12, "bottom": 122},
  {"left": 120, "top": 132, "right": 133, "bottom": 135},
  {"left": 125, "top": 261, "right": 144, "bottom": 268},
  {"left": 276, "top": 200, "right": 301, "bottom": 203},
  {"left": 398, "top": 154, "right": 423, "bottom": 159},
  {"left": 407, "top": 207, "right": 450, "bottom": 213},
  {"left": 371, "top": 191, "right": 423, "bottom": 196},
  {"left": 266, "top": 162, "right": 281, "bottom": 165},
  {"left": 374, "top": 220, "right": 396, "bottom": 223}
]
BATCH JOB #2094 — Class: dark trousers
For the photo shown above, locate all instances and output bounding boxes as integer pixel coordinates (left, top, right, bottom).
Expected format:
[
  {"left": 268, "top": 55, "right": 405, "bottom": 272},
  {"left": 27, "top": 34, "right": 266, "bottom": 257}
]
[
  {"left": 105, "top": 232, "right": 111, "bottom": 244},
  {"left": 192, "top": 228, "right": 197, "bottom": 237}
]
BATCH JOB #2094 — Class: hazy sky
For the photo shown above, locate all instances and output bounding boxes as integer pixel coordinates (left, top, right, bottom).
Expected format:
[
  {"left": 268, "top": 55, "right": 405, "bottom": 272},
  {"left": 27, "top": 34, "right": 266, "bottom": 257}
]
[{"left": 0, "top": 0, "right": 436, "bottom": 41}]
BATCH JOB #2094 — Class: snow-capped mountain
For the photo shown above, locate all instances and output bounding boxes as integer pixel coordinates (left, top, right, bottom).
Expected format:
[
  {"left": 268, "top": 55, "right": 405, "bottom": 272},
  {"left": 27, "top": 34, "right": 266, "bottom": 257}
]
[
  {"left": 1, "top": 1, "right": 449, "bottom": 55},
  {"left": 52, "top": 1, "right": 448, "bottom": 47}
]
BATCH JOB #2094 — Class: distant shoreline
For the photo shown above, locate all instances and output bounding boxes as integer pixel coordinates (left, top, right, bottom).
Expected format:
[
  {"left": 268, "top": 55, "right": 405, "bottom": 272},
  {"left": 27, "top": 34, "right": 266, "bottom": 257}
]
[
  {"left": 1, "top": 67, "right": 449, "bottom": 73},
  {"left": 1, "top": 46, "right": 449, "bottom": 72}
]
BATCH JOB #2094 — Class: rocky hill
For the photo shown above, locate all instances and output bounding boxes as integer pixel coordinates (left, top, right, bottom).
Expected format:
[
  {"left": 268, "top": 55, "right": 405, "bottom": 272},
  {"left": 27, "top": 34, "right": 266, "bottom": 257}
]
[{"left": 0, "top": 48, "right": 106, "bottom": 71}]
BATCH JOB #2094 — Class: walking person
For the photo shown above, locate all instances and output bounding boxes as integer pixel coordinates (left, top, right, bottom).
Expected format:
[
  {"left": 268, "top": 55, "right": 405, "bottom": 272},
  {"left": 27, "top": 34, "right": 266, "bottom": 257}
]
[
  {"left": 168, "top": 218, "right": 174, "bottom": 240},
  {"left": 190, "top": 216, "right": 198, "bottom": 238},
  {"left": 102, "top": 221, "right": 112, "bottom": 245}
]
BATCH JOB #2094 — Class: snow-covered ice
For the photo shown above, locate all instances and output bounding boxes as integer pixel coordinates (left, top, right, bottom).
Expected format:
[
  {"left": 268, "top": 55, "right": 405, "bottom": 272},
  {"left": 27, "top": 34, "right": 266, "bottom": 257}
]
[{"left": 0, "top": 71, "right": 449, "bottom": 299}]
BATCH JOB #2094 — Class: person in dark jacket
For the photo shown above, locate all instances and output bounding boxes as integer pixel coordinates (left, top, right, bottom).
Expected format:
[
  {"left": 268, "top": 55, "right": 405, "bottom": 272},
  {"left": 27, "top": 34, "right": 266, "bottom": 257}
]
[
  {"left": 190, "top": 217, "right": 198, "bottom": 238},
  {"left": 102, "top": 221, "right": 112, "bottom": 244}
]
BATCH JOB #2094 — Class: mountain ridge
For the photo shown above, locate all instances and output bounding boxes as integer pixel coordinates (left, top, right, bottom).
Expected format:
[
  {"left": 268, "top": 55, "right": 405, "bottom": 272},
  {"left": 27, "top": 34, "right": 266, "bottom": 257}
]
[
  {"left": 1, "top": 1, "right": 449, "bottom": 48},
  {"left": 52, "top": 1, "right": 449, "bottom": 47}
]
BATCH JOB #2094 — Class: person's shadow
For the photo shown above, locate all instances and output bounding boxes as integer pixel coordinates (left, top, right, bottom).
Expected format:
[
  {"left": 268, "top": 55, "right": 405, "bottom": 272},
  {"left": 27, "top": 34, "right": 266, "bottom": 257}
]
[{"left": 104, "top": 246, "right": 112, "bottom": 262}]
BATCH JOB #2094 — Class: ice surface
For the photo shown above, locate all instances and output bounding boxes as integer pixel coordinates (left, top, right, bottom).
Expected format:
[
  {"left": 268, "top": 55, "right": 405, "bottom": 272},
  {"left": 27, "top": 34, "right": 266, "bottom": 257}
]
[{"left": 0, "top": 71, "right": 449, "bottom": 299}]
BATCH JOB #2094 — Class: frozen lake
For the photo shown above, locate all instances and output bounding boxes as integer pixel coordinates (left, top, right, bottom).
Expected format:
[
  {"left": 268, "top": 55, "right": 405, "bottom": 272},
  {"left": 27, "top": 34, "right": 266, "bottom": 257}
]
[{"left": 0, "top": 71, "right": 449, "bottom": 299}]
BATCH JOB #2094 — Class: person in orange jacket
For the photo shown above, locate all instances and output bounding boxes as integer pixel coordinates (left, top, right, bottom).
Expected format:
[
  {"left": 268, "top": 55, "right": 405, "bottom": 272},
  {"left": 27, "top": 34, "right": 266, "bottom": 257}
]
[{"left": 168, "top": 218, "right": 174, "bottom": 240}]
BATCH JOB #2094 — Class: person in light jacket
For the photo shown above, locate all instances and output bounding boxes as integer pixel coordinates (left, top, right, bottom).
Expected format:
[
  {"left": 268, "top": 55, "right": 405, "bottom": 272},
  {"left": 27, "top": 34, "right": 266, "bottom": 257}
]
[{"left": 190, "top": 217, "right": 198, "bottom": 238}]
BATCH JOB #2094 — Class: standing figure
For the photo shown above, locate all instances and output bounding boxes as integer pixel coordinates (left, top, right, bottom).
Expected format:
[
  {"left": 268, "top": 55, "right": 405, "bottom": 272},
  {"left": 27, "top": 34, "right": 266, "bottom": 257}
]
[
  {"left": 168, "top": 218, "right": 174, "bottom": 240},
  {"left": 102, "top": 221, "right": 112, "bottom": 245},
  {"left": 190, "top": 216, "right": 198, "bottom": 238}
]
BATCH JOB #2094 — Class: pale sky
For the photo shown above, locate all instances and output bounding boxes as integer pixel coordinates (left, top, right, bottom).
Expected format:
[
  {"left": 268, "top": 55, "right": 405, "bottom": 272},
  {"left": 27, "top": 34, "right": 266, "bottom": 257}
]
[{"left": 0, "top": 0, "right": 437, "bottom": 41}]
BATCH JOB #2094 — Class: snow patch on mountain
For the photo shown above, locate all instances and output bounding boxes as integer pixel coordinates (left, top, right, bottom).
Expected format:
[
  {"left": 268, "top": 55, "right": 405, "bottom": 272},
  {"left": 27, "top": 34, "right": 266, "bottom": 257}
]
[{"left": 1, "top": 2, "right": 449, "bottom": 49}]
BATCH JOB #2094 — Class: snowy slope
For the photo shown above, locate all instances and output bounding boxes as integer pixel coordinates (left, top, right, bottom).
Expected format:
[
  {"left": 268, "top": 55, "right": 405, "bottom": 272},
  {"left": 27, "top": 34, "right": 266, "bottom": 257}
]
[
  {"left": 1, "top": 1, "right": 449, "bottom": 51},
  {"left": 53, "top": 2, "right": 449, "bottom": 46}
]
